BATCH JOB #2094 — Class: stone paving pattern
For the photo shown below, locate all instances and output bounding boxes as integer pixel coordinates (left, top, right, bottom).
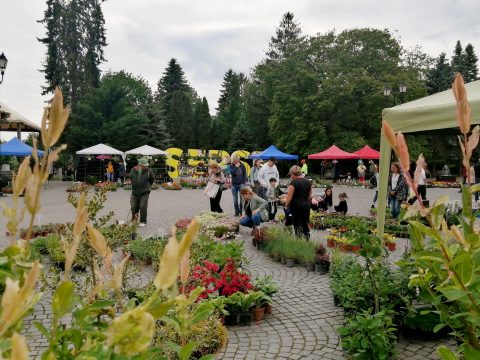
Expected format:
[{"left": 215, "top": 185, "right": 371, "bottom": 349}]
[{"left": 0, "top": 182, "right": 462, "bottom": 359}]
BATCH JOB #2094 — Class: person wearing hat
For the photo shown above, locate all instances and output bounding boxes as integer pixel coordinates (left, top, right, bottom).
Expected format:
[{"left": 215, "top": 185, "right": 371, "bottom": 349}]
[
  {"left": 130, "top": 158, "right": 155, "bottom": 226},
  {"left": 239, "top": 186, "right": 269, "bottom": 228},
  {"left": 300, "top": 159, "right": 308, "bottom": 176}
]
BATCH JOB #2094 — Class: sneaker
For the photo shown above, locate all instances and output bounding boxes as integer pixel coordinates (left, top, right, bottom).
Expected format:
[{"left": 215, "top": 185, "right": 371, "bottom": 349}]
[{"left": 139, "top": 223, "right": 146, "bottom": 227}]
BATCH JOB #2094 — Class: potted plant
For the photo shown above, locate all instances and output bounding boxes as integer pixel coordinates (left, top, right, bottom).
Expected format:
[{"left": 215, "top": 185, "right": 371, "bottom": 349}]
[
  {"left": 224, "top": 293, "right": 242, "bottom": 326},
  {"left": 253, "top": 292, "right": 271, "bottom": 321},
  {"left": 253, "top": 276, "right": 279, "bottom": 314},
  {"left": 314, "top": 244, "right": 330, "bottom": 274},
  {"left": 238, "top": 291, "right": 261, "bottom": 326},
  {"left": 383, "top": 233, "right": 397, "bottom": 251},
  {"left": 303, "top": 248, "right": 315, "bottom": 272}
]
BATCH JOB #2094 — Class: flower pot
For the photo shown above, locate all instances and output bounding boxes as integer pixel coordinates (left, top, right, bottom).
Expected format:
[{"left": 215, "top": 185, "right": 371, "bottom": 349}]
[
  {"left": 333, "top": 294, "right": 341, "bottom": 306},
  {"left": 280, "top": 256, "right": 287, "bottom": 265},
  {"left": 285, "top": 258, "right": 295, "bottom": 267},
  {"left": 268, "top": 252, "right": 274, "bottom": 258},
  {"left": 224, "top": 313, "right": 238, "bottom": 326},
  {"left": 350, "top": 245, "right": 361, "bottom": 252},
  {"left": 326, "top": 238, "right": 335, "bottom": 248},
  {"left": 386, "top": 242, "right": 396, "bottom": 251},
  {"left": 274, "top": 254, "right": 281, "bottom": 262},
  {"left": 305, "top": 262, "right": 315, "bottom": 272},
  {"left": 338, "top": 244, "right": 350, "bottom": 252},
  {"left": 238, "top": 312, "right": 253, "bottom": 326},
  {"left": 253, "top": 307, "right": 265, "bottom": 321},
  {"left": 315, "top": 263, "right": 328, "bottom": 275},
  {"left": 264, "top": 304, "right": 273, "bottom": 314}
]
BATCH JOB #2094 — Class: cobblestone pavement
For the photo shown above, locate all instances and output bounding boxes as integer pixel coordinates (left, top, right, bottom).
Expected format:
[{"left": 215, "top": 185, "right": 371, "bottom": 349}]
[{"left": 0, "top": 182, "right": 461, "bottom": 359}]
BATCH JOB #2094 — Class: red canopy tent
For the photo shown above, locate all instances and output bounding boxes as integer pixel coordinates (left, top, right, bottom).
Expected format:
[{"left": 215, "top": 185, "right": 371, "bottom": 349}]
[
  {"left": 308, "top": 145, "right": 360, "bottom": 160},
  {"left": 353, "top": 145, "right": 380, "bottom": 159}
]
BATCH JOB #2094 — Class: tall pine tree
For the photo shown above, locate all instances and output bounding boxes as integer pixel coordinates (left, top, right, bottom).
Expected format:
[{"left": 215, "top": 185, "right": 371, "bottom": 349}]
[
  {"left": 464, "top": 44, "right": 479, "bottom": 82},
  {"left": 38, "top": 0, "right": 107, "bottom": 107},
  {"left": 425, "top": 53, "right": 453, "bottom": 94},
  {"left": 451, "top": 40, "right": 466, "bottom": 76}
]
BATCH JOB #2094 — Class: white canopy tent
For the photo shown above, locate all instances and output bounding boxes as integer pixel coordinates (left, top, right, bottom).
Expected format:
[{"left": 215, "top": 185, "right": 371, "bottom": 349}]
[
  {"left": 76, "top": 143, "right": 124, "bottom": 157},
  {"left": 377, "top": 79, "right": 480, "bottom": 236},
  {"left": 0, "top": 100, "right": 41, "bottom": 138},
  {"left": 124, "top": 145, "right": 167, "bottom": 156}
]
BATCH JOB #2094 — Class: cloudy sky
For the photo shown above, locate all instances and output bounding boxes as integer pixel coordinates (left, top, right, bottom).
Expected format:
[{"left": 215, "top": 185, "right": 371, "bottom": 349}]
[{"left": 1, "top": 0, "right": 479, "bottom": 138}]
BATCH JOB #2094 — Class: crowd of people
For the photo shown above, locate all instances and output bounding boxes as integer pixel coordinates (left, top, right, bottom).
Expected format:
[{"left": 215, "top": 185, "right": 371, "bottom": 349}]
[{"left": 126, "top": 154, "right": 433, "bottom": 235}]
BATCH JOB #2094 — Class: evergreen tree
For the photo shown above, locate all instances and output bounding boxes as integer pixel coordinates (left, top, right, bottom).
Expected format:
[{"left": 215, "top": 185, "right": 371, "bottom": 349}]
[
  {"left": 464, "top": 44, "right": 479, "bottom": 82},
  {"left": 66, "top": 71, "right": 156, "bottom": 151},
  {"left": 425, "top": 53, "right": 453, "bottom": 94},
  {"left": 38, "top": 0, "right": 107, "bottom": 107},
  {"left": 156, "top": 58, "right": 193, "bottom": 146},
  {"left": 228, "top": 116, "right": 254, "bottom": 150},
  {"left": 267, "top": 12, "right": 304, "bottom": 61},
  {"left": 193, "top": 97, "right": 212, "bottom": 148},
  {"left": 451, "top": 40, "right": 466, "bottom": 75},
  {"left": 214, "top": 69, "right": 245, "bottom": 149}
]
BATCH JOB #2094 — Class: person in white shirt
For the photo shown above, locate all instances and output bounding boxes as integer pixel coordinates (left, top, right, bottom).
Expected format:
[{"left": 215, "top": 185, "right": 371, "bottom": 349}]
[
  {"left": 408, "top": 163, "right": 428, "bottom": 205},
  {"left": 257, "top": 157, "right": 279, "bottom": 200}
]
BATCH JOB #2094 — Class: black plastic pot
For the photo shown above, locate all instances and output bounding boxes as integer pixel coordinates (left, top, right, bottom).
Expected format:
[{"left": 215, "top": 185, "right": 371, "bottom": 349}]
[
  {"left": 238, "top": 312, "right": 252, "bottom": 326},
  {"left": 305, "top": 262, "right": 315, "bottom": 271},
  {"left": 224, "top": 313, "right": 238, "bottom": 326},
  {"left": 315, "top": 263, "right": 328, "bottom": 274},
  {"left": 286, "top": 258, "right": 295, "bottom": 267}
]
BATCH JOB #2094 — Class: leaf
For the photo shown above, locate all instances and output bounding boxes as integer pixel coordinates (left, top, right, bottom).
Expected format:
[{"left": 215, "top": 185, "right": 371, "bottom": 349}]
[
  {"left": 86, "top": 223, "right": 108, "bottom": 257},
  {"left": 178, "top": 342, "right": 196, "bottom": 360},
  {"left": 382, "top": 120, "right": 397, "bottom": 149},
  {"left": 438, "top": 286, "right": 466, "bottom": 301},
  {"left": 437, "top": 345, "right": 458, "bottom": 360},
  {"left": 433, "top": 323, "right": 447, "bottom": 333},
  {"left": 190, "top": 303, "right": 214, "bottom": 326},
  {"left": 144, "top": 298, "right": 173, "bottom": 319},
  {"left": 52, "top": 281, "right": 76, "bottom": 318},
  {"left": 11, "top": 333, "right": 29, "bottom": 360},
  {"left": 396, "top": 133, "right": 410, "bottom": 172},
  {"left": 451, "top": 254, "right": 473, "bottom": 286},
  {"left": 33, "top": 322, "right": 50, "bottom": 338}
]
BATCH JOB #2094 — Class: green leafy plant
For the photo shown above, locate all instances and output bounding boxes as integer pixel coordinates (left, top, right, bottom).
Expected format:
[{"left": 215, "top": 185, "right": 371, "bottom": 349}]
[{"left": 338, "top": 310, "right": 397, "bottom": 360}]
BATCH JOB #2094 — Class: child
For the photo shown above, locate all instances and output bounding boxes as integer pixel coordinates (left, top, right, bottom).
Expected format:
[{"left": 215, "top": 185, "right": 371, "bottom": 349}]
[
  {"left": 279, "top": 194, "right": 293, "bottom": 226},
  {"left": 334, "top": 193, "right": 348, "bottom": 214},
  {"left": 266, "top": 177, "right": 282, "bottom": 221}
]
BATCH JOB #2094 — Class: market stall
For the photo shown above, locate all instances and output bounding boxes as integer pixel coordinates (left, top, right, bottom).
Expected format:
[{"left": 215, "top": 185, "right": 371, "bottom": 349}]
[
  {"left": 125, "top": 145, "right": 168, "bottom": 182},
  {"left": 75, "top": 143, "right": 124, "bottom": 182}
]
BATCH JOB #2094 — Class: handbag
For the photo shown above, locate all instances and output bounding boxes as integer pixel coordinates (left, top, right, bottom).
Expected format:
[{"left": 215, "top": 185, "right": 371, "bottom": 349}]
[{"left": 204, "top": 181, "right": 220, "bottom": 198}]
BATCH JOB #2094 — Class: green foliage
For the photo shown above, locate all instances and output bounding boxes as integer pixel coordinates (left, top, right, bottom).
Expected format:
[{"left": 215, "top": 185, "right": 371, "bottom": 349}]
[
  {"left": 406, "top": 187, "right": 480, "bottom": 357},
  {"left": 190, "top": 235, "right": 245, "bottom": 268},
  {"left": 124, "top": 237, "right": 166, "bottom": 265},
  {"left": 154, "top": 316, "right": 227, "bottom": 360},
  {"left": 264, "top": 226, "right": 315, "bottom": 261},
  {"left": 338, "top": 310, "right": 397, "bottom": 360},
  {"left": 252, "top": 276, "right": 279, "bottom": 297}
]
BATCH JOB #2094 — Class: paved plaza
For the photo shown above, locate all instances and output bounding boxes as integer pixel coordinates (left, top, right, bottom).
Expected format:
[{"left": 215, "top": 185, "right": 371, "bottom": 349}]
[{"left": 0, "top": 182, "right": 462, "bottom": 359}]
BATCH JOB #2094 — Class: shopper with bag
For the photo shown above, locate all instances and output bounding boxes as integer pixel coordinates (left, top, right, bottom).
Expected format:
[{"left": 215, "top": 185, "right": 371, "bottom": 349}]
[{"left": 204, "top": 161, "right": 225, "bottom": 213}]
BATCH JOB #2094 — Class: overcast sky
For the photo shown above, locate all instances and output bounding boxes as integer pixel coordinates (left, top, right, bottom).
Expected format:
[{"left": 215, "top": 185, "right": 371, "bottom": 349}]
[{"left": 1, "top": 0, "right": 479, "bottom": 139}]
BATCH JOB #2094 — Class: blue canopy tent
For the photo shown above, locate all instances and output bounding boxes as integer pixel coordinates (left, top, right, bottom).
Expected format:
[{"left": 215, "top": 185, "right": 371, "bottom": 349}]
[
  {"left": 248, "top": 145, "right": 298, "bottom": 160},
  {"left": 0, "top": 137, "right": 44, "bottom": 156}
]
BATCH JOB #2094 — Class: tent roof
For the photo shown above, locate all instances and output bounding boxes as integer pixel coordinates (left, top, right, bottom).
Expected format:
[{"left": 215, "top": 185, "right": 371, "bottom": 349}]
[
  {"left": 308, "top": 145, "right": 359, "bottom": 160},
  {"left": 353, "top": 145, "right": 380, "bottom": 159},
  {"left": 125, "top": 145, "right": 167, "bottom": 156},
  {"left": 76, "top": 143, "right": 124, "bottom": 156},
  {"left": 0, "top": 101, "right": 41, "bottom": 132},
  {"left": 248, "top": 145, "right": 298, "bottom": 160},
  {"left": 382, "top": 79, "right": 480, "bottom": 133},
  {"left": 0, "top": 137, "right": 44, "bottom": 156}
]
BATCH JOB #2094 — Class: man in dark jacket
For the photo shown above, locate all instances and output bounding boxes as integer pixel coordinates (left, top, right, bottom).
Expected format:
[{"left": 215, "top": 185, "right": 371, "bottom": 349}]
[
  {"left": 229, "top": 154, "right": 248, "bottom": 216},
  {"left": 130, "top": 158, "right": 155, "bottom": 226}
]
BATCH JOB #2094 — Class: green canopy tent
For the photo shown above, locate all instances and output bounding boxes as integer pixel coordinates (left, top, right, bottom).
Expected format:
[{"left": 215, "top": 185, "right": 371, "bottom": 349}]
[{"left": 377, "top": 79, "right": 480, "bottom": 236}]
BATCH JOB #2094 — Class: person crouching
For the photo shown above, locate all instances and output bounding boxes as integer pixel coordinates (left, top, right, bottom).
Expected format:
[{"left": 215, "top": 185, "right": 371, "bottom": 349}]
[{"left": 239, "top": 186, "right": 268, "bottom": 228}]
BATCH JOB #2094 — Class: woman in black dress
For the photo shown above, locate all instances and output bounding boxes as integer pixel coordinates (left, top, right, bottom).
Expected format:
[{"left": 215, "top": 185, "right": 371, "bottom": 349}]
[
  {"left": 285, "top": 165, "right": 312, "bottom": 239},
  {"left": 207, "top": 161, "right": 225, "bottom": 213}
]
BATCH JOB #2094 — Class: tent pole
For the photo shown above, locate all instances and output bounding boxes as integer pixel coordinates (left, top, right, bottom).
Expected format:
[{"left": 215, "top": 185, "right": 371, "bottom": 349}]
[{"left": 376, "top": 132, "right": 392, "bottom": 238}]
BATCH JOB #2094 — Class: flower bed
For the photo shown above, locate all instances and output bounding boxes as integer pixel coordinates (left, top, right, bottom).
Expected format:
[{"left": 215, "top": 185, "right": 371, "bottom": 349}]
[
  {"left": 66, "top": 182, "right": 89, "bottom": 192},
  {"left": 197, "top": 212, "right": 240, "bottom": 240},
  {"left": 160, "top": 182, "right": 183, "bottom": 190},
  {"left": 94, "top": 181, "right": 117, "bottom": 191},
  {"left": 180, "top": 178, "right": 207, "bottom": 189},
  {"left": 427, "top": 181, "right": 460, "bottom": 188}
]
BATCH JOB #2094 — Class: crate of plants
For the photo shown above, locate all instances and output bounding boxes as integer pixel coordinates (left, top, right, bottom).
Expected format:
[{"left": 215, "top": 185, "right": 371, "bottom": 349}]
[
  {"left": 196, "top": 212, "right": 240, "bottom": 240},
  {"left": 94, "top": 181, "right": 117, "bottom": 192},
  {"left": 180, "top": 178, "right": 207, "bottom": 189},
  {"left": 160, "top": 182, "right": 183, "bottom": 190},
  {"left": 66, "top": 182, "right": 89, "bottom": 193},
  {"left": 19, "top": 223, "right": 70, "bottom": 239}
]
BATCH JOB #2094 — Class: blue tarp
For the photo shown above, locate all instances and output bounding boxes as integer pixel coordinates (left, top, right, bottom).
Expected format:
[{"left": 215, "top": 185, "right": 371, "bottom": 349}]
[
  {"left": 248, "top": 145, "right": 298, "bottom": 160},
  {"left": 0, "top": 137, "right": 44, "bottom": 156}
]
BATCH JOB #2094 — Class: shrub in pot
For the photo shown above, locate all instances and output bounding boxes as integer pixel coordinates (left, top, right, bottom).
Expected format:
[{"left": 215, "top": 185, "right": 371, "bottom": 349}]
[
  {"left": 237, "top": 291, "right": 262, "bottom": 326},
  {"left": 253, "top": 293, "right": 271, "bottom": 321},
  {"left": 314, "top": 244, "right": 330, "bottom": 274}
]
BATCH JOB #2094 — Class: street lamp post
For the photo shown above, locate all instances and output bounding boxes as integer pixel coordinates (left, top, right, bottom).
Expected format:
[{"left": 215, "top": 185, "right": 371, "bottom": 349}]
[
  {"left": 383, "top": 83, "right": 407, "bottom": 106},
  {"left": 0, "top": 52, "right": 8, "bottom": 84}
]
